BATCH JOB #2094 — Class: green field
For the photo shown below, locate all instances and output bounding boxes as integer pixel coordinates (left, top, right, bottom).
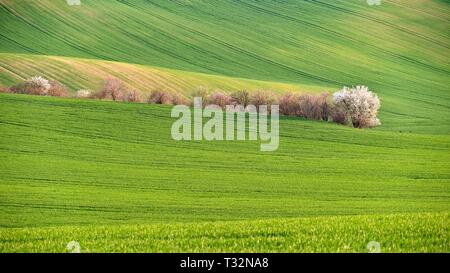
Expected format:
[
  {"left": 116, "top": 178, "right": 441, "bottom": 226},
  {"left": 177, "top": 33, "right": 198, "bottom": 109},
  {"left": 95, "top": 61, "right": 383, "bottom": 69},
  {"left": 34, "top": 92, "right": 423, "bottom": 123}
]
[
  {"left": 0, "top": 94, "right": 449, "bottom": 252},
  {"left": 1, "top": 0, "right": 450, "bottom": 133},
  {"left": 0, "top": 0, "right": 449, "bottom": 252},
  {"left": 1, "top": 213, "right": 448, "bottom": 253}
]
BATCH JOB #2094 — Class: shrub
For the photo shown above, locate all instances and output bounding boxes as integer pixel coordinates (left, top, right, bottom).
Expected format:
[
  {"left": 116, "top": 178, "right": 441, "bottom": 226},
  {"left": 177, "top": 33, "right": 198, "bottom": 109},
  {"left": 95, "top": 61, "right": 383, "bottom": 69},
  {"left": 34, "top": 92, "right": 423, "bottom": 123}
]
[
  {"left": 297, "top": 94, "right": 315, "bottom": 119},
  {"left": 93, "top": 78, "right": 127, "bottom": 101},
  {"left": 279, "top": 92, "right": 330, "bottom": 120},
  {"left": 172, "top": 93, "right": 190, "bottom": 106},
  {"left": 27, "top": 76, "right": 51, "bottom": 95},
  {"left": 332, "top": 86, "right": 381, "bottom": 128},
  {"left": 9, "top": 77, "right": 69, "bottom": 97},
  {"left": 124, "top": 89, "right": 142, "bottom": 103},
  {"left": 9, "top": 82, "right": 27, "bottom": 94},
  {"left": 76, "top": 89, "right": 92, "bottom": 98},
  {"left": 297, "top": 92, "right": 330, "bottom": 121},
  {"left": 207, "top": 91, "right": 232, "bottom": 109},
  {"left": 331, "top": 110, "right": 348, "bottom": 126},
  {"left": 148, "top": 90, "right": 174, "bottom": 105},
  {"left": 0, "top": 86, "right": 10, "bottom": 93},
  {"left": 231, "top": 90, "right": 250, "bottom": 107},
  {"left": 191, "top": 86, "right": 210, "bottom": 107},
  {"left": 10, "top": 76, "right": 51, "bottom": 95},
  {"left": 47, "top": 80, "right": 69, "bottom": 97},
  {"left": 250, "top": 90, "right": 277, "bottom": 112},
  {"left": 318, "top": 92, "right": 331, "bottom": 121},
  {"left": 279, "top": 92, "right": 300, "bottom": 116}
]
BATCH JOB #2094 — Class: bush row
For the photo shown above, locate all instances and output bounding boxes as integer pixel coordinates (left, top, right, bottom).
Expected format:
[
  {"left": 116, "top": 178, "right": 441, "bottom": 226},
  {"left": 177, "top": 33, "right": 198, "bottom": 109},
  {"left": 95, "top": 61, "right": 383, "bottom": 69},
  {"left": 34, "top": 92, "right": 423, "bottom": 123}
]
[{"left": 2, "top": 76, "right": 381, "bottom": 128}]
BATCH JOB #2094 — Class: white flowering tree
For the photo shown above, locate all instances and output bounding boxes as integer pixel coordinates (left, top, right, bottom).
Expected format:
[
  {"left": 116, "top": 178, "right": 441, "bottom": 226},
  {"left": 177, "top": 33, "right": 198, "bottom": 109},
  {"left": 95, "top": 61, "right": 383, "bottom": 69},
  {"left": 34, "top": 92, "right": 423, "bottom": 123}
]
[
  {"left": 332, "top": 86, "right": 381, "bottom": 128},
  {"left": 26, "top": 76, "right": 51, "bottom": 95}
]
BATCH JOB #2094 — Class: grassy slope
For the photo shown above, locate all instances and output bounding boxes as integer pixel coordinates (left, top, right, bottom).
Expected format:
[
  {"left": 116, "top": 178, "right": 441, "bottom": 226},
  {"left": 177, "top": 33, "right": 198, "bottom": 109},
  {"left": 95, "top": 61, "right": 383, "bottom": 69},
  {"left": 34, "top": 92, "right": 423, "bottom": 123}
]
[
  {"left": 0, "top": 0, "right": 449, "bottom": 252},
  {"left": 1, "top": 0, "right": 450, "bottom": 133},
  {"left": 0, "top": 93, "right": 449, "bottom": 251},
  {"left": 0, "top": 94, "right": 449, "bottom": 227},
  {"left": 1, "top": 213, "right": 448, "bottom": 253},
  {"left": 0, "top": 53, "right": 318, "bottom": 94}
]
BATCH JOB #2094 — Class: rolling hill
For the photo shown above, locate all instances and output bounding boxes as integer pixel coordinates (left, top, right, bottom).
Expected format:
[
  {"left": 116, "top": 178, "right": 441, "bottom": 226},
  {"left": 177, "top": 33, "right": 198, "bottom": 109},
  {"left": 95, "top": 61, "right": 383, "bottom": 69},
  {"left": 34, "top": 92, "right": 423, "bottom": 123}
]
[
  {"left": 0, "top": 53, "right": 317, "bottom": 95},
  {"left": 1, "top": 0, "right": 450, "bottom": 133},
  {"left": 0, "top": 0, "right": 449, "bottom": 252},
  {"left": 0, "top": 93, "right": 449, "bottom": 252}
]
